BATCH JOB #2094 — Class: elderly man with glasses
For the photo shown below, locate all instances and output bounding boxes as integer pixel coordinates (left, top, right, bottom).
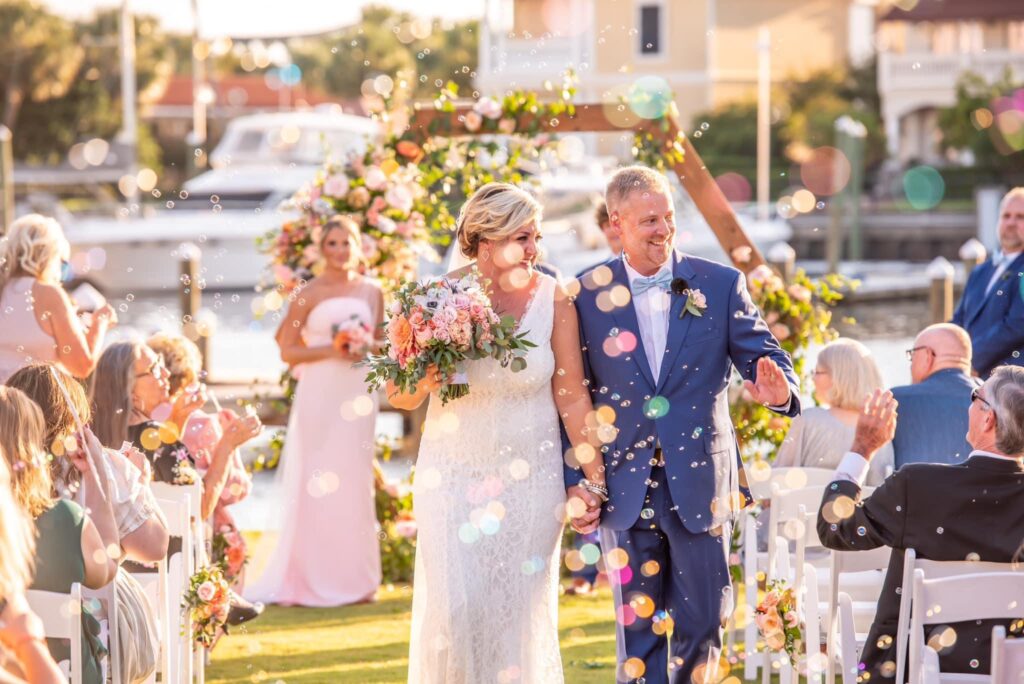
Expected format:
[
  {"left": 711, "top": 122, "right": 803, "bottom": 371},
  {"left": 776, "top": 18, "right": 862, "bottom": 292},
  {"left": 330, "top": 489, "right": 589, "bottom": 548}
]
[
  {"left": 889, "top": 323, "right": 978, "bottom": 468},
  {"left": 817, "top": 365, "right": 1024, "bottom": 681}
]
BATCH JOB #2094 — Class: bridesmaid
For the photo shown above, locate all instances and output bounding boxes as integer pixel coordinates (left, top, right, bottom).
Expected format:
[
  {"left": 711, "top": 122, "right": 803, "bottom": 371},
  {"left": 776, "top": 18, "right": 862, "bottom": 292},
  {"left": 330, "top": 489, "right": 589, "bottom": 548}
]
[{"left": 248, "top": 215, "right": 384, "bottom": 607}]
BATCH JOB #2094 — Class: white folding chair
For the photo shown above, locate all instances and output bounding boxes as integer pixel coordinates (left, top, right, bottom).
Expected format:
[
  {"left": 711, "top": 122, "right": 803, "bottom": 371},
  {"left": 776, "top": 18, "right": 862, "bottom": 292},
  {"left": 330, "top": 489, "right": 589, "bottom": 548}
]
[
  {"left": 895, "top": 549, "right": 1022, "bottom": 684},
  {"left": 129, "top": 559, "right": 170, "bottom": 684},
  {"left": 741, "top": 467, "right": 836, "bottom": 680},
  {"left": 26, "top": 583, "right": 84, "bottom": 684},
  {"left": 747, "top": 466, "right": 837, "bottom": 503},
  {"left": 827, "top": 546, "right": 891, "bottom": 684},
  {"left": 82, "top": 581, "right": 118, "bottom": 684},
  {"left": 908, "top": 570, "right": 1024, "bottom": 684},
  {"left": 155, "top": 494, "right": 194, "bottom": 684},
  {"left": 990, "top": 625, "right": 1024, "bottom": 684}
]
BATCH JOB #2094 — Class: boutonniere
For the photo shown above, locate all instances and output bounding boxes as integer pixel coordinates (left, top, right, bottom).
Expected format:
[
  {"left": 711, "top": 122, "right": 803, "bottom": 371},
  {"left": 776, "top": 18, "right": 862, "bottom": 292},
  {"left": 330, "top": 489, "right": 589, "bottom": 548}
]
[{"left": 671, "top": 278, "right": 707, "bottom": 319}]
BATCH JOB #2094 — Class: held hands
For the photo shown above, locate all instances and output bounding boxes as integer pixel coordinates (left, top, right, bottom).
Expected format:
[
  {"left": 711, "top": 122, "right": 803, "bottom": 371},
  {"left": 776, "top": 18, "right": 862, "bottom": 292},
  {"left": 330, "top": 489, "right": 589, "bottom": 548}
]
[
  {"left": 743, "top": 356, "right": 791, "bottom": 407},
  {"left": 851, "top": 389, "right": 898, "bottom": 460},
  {"left": 567, "top": 484, "right": 602, "bottom": 535}
]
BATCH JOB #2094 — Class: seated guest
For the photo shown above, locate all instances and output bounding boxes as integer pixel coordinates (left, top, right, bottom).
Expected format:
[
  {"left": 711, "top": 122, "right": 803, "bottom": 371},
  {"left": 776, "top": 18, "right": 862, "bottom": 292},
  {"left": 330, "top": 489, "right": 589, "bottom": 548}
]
[
  {"left": 952, "top": 187, "right": 1024, "bottom": 378},
  {"left": 817, "top": 367, "right": 1024, "bottom": 680},
  {"left": 147, "top": 333, "right": 253, "bottom": 588},
  {"left": 0, "top": 443, "right": 65, "bottom": 684},
  {"left": 892, "top": 323, "right": 977, "bottom": 468},
  {"left": 8, "top": 364, "right": 167, "bottom": 682},
  {"left": 89, "top": 341, "right": 260, "bottom": 516},
  {"left": 6, "top": 364, "right": 168, "bottom": 564},
  {"left": 0, "top": 386, "right": 114, "bottom": 683},
  {"left": 0, "top": 214, "right": 116, "bottom": 383},
  {"left": 775, "top": 338, "right": 893, "bottom": 484},
  {"left": 90, "top": 341, "right": 264, "bottom": 625}
]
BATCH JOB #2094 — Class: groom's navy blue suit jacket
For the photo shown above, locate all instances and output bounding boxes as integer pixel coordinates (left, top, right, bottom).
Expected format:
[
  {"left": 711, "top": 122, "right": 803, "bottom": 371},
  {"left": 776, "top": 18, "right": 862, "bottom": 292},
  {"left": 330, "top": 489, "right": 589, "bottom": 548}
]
[{"left": 563, "top": 251, "right": 800, "bottom": 533}]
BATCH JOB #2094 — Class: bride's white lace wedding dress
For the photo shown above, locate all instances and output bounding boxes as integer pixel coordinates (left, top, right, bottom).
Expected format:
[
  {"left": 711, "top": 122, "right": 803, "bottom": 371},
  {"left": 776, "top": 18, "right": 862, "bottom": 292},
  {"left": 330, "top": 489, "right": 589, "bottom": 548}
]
[{"left": 408, "top": 274, "right": 566, "bottom": 684}]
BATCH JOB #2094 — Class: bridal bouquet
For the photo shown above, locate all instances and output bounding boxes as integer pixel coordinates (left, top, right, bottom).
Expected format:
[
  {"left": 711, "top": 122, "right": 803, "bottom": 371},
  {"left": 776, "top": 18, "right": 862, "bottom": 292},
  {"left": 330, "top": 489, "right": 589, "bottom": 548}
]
[
  {"left": 754, "top": 579, "right": 802, "bottom": 664},
  {"left": 365, "top": 272, "right": 535, "bottom": 404},
  {"left": 332, "top": 316, "right": 374, "bottom": 356}
]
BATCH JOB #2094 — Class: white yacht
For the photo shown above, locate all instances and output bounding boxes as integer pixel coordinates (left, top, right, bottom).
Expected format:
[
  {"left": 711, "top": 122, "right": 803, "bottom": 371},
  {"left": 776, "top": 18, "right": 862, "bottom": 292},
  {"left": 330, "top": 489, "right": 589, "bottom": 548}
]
[{"left": 65, "top": 109, "right": 379, "bottom": 294}]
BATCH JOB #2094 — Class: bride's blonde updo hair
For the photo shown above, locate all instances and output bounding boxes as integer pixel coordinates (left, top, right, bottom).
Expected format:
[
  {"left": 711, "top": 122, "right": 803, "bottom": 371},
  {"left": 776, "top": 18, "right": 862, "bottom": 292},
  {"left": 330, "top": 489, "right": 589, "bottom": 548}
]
[{"left": 456, "top": 183, "right": 541, "bottom": 258}]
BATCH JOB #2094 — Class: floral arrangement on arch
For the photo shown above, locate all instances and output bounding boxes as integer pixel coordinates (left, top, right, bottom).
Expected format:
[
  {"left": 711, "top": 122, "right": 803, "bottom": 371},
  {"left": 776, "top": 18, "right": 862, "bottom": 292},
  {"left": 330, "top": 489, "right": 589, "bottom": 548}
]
[
  {"left": 755, "top": 579, "right": 802, "bottom": 664},
  {"left": 263, "top": 144, "right": 436, "bottom": 294},
  {"left": 259, "top": 71, "right": 580, "bottom": 299},
  {"left": 729, "top": 265, "right": 855, "bottom": 463},
  {"left": 182, "top": 564, "right": 231, "bottom": 647}
]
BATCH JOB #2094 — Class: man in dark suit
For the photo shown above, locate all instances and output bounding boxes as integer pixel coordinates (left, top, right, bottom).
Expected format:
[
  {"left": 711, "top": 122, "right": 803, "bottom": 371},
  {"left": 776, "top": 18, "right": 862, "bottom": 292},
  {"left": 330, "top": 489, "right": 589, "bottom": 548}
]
[
  {"left": 952, "top": 187, "right": 1024, "bottom": 377},
  {"left": 891, "top": 323, "right": 978, "bottom": 468},
  {"left": 817, "top": 366, "right": 1024, "bottom": 680}
]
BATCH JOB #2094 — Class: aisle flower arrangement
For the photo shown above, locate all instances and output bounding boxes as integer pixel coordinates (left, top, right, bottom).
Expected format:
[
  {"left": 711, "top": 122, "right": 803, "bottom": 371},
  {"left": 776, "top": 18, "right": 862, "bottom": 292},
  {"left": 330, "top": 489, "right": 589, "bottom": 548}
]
[
  {"left": 183, "top": 565, "right": 232, "bottom": 647},
  {"left": 754, "top": 580, "right": 803, "bottom": 665},
  {"left": 211, "top": 526, "right": 247, "bottom": 583},
  {"left": 373, "top": 437, "right": 416, "bottom": 583}
]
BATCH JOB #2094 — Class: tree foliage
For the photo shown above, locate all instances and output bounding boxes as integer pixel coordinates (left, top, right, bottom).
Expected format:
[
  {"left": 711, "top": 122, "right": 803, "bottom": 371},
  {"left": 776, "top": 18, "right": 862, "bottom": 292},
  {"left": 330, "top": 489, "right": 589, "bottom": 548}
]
[
  {"left": 690, "top": 61, "right": 886, "bottom": 193},
  {"left": 287, "top": 5, "right": 478, "bottom": 102},
  {"left": 938, "top": 69, "right": 1024, "bottom": 174},
  {"left": 0, "top": 0, "right": 81, "bottom": 132},
  {"left": 3, "top": 4, "right": 174, "bottom": 169}
]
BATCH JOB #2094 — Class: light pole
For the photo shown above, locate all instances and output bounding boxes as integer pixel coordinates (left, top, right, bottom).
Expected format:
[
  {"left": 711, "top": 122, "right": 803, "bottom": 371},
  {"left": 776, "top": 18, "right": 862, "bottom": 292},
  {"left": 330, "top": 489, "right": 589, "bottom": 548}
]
[
  {"left": 118, "top": 0, "right": 139, "bottom": 210},
  {"left": 190, "top": 0, "right": 209, "bottom": 176},
  {"left": 756, "top": 26, "right": 771, "bottom": 224}
]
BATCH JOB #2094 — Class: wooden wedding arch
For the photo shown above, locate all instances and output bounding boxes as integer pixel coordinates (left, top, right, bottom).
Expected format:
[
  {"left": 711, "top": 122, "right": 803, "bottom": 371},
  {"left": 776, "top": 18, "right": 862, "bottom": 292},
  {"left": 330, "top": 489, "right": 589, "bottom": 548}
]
[{"left": 406, "top": 102, "right": 767, "bottom": 274}]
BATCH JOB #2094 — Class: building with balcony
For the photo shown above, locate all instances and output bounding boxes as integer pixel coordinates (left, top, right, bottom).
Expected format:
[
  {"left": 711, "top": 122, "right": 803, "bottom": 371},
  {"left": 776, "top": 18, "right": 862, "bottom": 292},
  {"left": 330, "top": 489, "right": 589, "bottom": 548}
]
[
  {"left": 478, "top": 0, "right": 878, "bottom": 134},
  {"left": 877, "top": 0, "right": 1024, "bottom": 164}
]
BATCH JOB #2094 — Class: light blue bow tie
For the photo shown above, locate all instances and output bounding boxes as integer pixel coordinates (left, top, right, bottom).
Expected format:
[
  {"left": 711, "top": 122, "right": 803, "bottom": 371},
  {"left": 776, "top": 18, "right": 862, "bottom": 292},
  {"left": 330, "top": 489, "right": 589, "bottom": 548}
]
[{"left": 631, "top": 270, "right": 673, "bottom": 295}]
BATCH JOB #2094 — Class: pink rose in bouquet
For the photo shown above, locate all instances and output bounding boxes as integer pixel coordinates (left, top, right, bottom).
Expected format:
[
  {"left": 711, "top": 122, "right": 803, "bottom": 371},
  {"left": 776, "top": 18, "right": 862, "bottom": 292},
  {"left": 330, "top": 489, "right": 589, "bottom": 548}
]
[
  {"left": 197, "top": 581, "right": 216, "bottom": 602},
  {"left": 366, "top": 271, "right": 536, "bottom": 404},
  {"left": 755, "top": 580, "right": 801, "bottom": 665}
]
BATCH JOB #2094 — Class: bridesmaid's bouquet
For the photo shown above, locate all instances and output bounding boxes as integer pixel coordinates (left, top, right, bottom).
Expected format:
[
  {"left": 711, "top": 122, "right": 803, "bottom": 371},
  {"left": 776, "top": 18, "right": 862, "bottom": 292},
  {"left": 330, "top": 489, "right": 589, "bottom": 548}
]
[
  {"left": 365, "top": 272, "right": 535, "bottom": 404},
  {"left": 332, "top": 315, "right": 374, "bottom": 356}
]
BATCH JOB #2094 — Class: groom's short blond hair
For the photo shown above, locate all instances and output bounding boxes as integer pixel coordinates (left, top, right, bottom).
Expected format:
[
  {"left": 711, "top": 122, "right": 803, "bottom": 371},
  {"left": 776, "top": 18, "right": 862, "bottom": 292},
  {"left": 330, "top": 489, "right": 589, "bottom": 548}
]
[{"left": 605, "top": 166, "right": 671, "bottom": 212}]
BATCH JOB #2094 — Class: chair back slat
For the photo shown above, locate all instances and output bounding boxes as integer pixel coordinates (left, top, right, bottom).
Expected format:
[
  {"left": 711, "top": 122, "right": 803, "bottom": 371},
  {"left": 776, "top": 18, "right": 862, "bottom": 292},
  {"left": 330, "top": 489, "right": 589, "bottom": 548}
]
[{"left": 26, "top": 583, "right": 84, "bottom": 684}]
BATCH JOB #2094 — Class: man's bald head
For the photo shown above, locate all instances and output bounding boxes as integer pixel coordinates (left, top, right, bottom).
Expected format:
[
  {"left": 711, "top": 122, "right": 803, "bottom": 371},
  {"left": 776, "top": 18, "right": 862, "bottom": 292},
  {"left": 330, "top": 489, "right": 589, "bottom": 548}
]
[{"left": 910, "top": 323, "right": 972, "bottom": 383}]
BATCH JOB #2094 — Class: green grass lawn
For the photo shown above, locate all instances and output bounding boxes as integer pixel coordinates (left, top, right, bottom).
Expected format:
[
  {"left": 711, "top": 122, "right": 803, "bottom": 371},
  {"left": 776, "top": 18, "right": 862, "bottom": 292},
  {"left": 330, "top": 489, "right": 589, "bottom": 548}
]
[{"left": 206, "top": 586, "right": 620, "bottom": 683}]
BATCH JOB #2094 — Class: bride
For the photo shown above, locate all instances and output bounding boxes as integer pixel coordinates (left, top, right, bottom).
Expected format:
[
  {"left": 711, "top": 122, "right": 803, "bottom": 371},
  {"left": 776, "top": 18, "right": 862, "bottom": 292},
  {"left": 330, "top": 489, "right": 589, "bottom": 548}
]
[{"left": 388, "top": 183, "right": 606, "bottom": 683}]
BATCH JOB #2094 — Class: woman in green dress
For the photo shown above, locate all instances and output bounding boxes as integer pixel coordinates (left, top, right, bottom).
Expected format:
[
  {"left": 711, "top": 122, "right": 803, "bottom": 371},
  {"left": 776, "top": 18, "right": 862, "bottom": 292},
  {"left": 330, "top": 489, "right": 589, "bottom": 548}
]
[{"left": 0, "top": 386, "right": 116, "bottom": 683}]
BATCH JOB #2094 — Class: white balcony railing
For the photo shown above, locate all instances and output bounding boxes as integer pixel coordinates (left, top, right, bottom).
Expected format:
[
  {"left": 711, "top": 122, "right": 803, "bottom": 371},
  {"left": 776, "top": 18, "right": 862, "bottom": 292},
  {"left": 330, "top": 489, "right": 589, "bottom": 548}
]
[
  {"left": 879, "top": 49, "right": 1024, "bottom": 93},
  {"left": 484, "top": 36, "right": 579, "bottom": 77}
]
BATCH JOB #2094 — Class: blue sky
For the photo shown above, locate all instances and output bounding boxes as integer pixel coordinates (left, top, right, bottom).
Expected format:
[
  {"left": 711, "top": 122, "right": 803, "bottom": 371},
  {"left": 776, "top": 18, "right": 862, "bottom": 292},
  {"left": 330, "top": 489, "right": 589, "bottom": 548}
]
[{"left": 42, "top": 0, "right": 485, "bottom": 37}]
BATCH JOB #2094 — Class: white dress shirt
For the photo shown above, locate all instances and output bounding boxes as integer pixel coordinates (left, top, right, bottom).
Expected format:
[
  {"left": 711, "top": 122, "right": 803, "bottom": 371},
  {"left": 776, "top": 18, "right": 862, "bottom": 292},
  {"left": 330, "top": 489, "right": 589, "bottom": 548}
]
[
  {"left": 623, "top": 257, "right": 673, "bottom": 379},
  {"left": 985, "top": 250, "right": 1022, "bottom": 296},
  {"left": 832, "top": 448, "right": 1014, "bottom": 487}
]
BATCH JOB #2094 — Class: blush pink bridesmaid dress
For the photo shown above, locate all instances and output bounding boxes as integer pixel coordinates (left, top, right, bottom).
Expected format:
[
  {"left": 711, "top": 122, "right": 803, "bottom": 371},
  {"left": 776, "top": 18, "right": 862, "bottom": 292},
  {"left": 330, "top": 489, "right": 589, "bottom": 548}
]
[{"left": 248, "top": 295, "right": 381, "bottom": 606}]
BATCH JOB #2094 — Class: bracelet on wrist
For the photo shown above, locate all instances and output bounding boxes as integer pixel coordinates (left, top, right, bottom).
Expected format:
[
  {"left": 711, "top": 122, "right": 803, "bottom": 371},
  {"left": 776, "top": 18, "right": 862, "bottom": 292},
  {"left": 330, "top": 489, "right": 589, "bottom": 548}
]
[{"left": 577, "top": 477, "right": 609, "bottom": 502}]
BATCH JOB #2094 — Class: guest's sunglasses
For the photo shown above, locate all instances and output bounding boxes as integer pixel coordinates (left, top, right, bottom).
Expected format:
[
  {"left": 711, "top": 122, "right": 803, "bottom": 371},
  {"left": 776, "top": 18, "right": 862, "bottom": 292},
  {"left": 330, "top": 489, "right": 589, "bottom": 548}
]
[
  {"left": 971, "top": 387, "right": 993, "bottom": 412},
  {"left": 905, "top": 346, "right": 934, "bottom": 361},
  {"left": 135, "top": 358, "right": 166, "bottom": 379}
]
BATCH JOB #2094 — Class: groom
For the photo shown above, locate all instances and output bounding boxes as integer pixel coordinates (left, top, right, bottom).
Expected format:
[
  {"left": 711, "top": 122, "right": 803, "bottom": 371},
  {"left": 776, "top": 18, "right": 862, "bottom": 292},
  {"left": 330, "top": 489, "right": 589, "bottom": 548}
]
[{"left": 564, "top": 165, "right": 800, "bottom": 684}]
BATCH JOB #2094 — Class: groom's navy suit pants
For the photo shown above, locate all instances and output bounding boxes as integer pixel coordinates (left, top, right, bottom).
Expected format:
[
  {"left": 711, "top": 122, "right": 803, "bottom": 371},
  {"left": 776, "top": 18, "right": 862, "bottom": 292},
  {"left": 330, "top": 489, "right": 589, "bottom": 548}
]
[{"left": 602, "top": 461, "right": 731, "bottom": 684}]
